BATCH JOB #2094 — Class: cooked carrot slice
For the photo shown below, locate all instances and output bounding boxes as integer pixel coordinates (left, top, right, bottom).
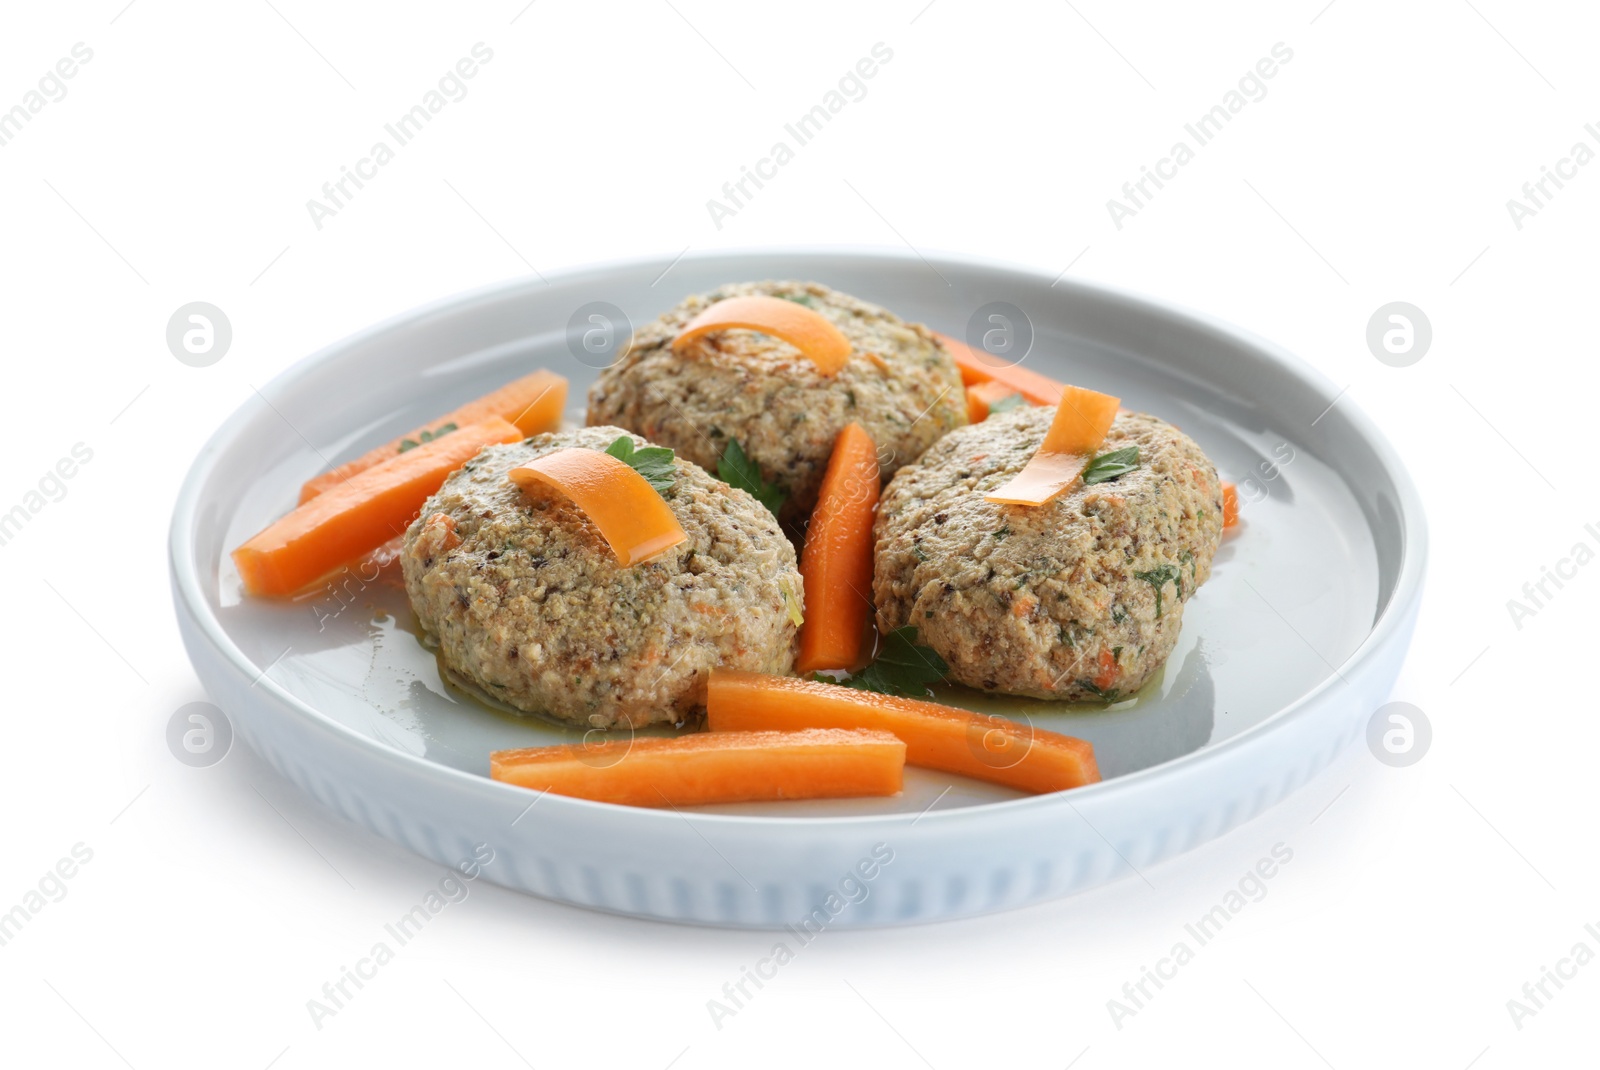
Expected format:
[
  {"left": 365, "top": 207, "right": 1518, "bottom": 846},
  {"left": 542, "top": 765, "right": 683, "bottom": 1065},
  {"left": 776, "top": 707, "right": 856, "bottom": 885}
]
[
  {"left": 706, "top": 670, "right": 1100, "bottom": 794},
  {"left": 796, "top": 423, "right": 879, "bottom": 674},
  {"left": 934, "top": 331, "right": 1065, "bottom": 406},
  {"left": 234, "top": 417, "right": 523, "bottom": 597},
  {"left": 298, "top": 369, "right": 566, "bottom": 502},
  {"left": 490, "top": 728, "right": 905, "bottom": 807},
  {"left": 984, "top": 451, "right": 1084, "bottom": 506},
  {"left": 966, "top": 380, "right": 1026, "bottom": 423},
  {"left": 984, "top": 385, "right": 1122, "bottom": 507},
  {"left": 1094, "top": 649, "right": 1118, "bottom": 691},
  {"left": 671, "top": 295, "right": 852, "bottom": 375},
  {"left": 1036, "top": 385, "right": 1121, "bottom": 454},
  {"left": 508, "top": 448, "right": 687, "bottom": 566},
  {"left": 1222, "top": 481, "right": 1240, "bottom": 528}
]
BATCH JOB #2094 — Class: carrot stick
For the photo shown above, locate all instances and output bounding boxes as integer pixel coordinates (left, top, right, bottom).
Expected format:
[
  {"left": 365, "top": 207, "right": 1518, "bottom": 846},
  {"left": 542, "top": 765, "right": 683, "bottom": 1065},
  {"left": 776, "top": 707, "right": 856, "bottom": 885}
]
[
  {"left": 298, "top": 369, "right": 566, "bottom": 503},
  {"left": 965, "top": 380, "right": 1025, "bottom": 423},
  {"left": 796, "top": 423, "right": 879, "bottom": 674},
  {"left": 507, "top": 448, "right": 687, "bottom": 566},
  {"left": 706, "top": 670, "right": 1100, "bottom": 794},
  {"left": 671, "top": 295, "right": 852, "bottom": 375},
  {"left": 1222, "top": 481, "right": 1240, "bottom": 528},
  {"left": 490, "top": 728, "right": 905, "bottom": 807},
  {"left": 934, "top": 331, "right": 1065, "bottom": 406},
  {"left": 233, "top": 417, "right": 523, "bottom": 597}
]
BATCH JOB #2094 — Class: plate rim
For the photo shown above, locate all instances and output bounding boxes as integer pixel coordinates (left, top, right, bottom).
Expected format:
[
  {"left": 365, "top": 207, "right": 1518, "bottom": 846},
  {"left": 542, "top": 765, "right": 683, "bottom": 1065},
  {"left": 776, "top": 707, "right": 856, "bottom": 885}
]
[{"left": 169, "top": 244, "right": 1428, "bottom": 829}]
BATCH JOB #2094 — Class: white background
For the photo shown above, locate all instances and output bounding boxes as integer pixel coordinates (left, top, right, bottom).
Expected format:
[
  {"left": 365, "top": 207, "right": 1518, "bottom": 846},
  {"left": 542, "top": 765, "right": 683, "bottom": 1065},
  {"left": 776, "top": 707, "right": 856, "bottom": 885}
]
[{"left": 1, "top": 0, "right": 1596, "bottom": 1066}]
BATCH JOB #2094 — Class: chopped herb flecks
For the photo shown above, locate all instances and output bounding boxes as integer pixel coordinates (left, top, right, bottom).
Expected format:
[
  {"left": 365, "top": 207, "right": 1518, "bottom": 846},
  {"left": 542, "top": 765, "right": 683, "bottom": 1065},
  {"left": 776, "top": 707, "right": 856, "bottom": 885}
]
[
  {"left": 604, "top": 435, "right": 678, "bottom": 496},
  {"left": 1081, "top": 445, "right": 1139, "bottom": 485},
  {"left": 988, "top": 393, "right": 1026, "bottom": 414},
  {"left": 1079, "top": 679, "right": 1121, "bottom": 703},
  {"left": 1133, "top": 564, "right": 1181, "bottom": 617},
  {"left": 399, "top": 422, "right": 459, "bottom": 453},
  {"left": 717, "top": 437, "right": 786, "bottom": 516},
  {"left": 820, "top": 626, "right": 948, "bottom": 698}
]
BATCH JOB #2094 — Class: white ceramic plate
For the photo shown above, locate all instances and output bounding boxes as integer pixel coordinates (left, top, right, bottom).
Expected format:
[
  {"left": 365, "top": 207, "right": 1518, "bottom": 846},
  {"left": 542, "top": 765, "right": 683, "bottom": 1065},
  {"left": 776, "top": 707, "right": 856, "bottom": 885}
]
[{"left": 170, "top": 249, "right": 1425, "bottom": 927}]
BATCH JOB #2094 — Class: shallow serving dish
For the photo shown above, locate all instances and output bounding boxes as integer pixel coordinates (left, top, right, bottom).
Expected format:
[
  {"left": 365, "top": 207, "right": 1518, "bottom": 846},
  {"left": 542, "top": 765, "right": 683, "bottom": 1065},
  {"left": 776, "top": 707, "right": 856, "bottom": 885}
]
[{"left": 170, "top": 248, "right": 1425, "bottom": 927}]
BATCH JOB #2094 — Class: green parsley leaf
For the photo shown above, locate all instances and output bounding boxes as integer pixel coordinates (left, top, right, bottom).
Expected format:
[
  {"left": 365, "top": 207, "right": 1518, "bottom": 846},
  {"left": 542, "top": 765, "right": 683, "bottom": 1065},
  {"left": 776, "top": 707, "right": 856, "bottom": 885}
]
[
  {"left": 399, "top": 422, "right": 459, "bottom": 454},
  {"left": 782, "top": 293, "right": 816, "bottom": 308},
  {"left": 1133, "top": 564, "right": 1181, "bottom": 617},
  {"left": 717, "top": 437, "right": 786, "bottom": 516},
  {"left": 987, "top": 393, "right": 1027, "bottom": 414},
  {"left": 830, "top": 626, "right": 949, "bottom": 698},
  {"left": 604, "top": 436, "right": 678, "bottom": 496},
  {"left": 1081, "top": 445, "right": 1140, "bottom": 485},
  {"left": 1078, "top": 679, "right": 1121, "bottom": 703}
]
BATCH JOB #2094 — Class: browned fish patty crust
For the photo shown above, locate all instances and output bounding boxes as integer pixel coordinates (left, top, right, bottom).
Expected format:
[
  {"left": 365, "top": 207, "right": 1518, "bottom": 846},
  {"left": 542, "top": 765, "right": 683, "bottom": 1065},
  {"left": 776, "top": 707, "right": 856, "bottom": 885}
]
[
  {"left": 873, "top": 406, "right": 1224, "bottom": 700},
  {"left": 401, "top": 426, "right": 802, "bottom": 728},
  {"left": 586, "top": 280, "right": 967, "bottom": 518}
]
